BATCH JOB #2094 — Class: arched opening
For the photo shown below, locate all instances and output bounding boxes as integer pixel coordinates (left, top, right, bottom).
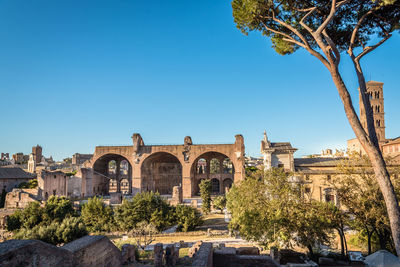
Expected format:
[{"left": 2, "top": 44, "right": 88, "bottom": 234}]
[
  {"left": 223, "top": 158, "right": 233, "bottom": 174},
  {"left": 191, "top": 152, "right": 235, "bottom": 196},
  {"left": 197, "top": 158, "right": 207, "bottom": 174},
  {"left": 93, "top": 154, "right": 132, "bottom": 195},
  {"left": 210, "top": 158, "right": 220, "bottom": 174},
  {"left": 211, "top": 178, "right": 220, "bottom": 194},
  {"left": 141, "top": 152, "right": 182, "bottom": 195}
]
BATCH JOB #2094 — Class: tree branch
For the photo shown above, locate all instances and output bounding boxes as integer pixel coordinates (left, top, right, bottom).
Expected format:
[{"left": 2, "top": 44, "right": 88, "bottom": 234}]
[
  {"left": 261, "top": 22, "right": 306, "bottom": 48},
  {"left": 322, "top": 29, "right": 340, "bottom": 65},
  {"left": 316, "top": 0, "right": 351, "bottom": 35},
  {"left": 300, "top": 7, "right": 317, "bottom": 34},
  {"left": 355, "top": 34, "right": 392, "bottom": 62}
]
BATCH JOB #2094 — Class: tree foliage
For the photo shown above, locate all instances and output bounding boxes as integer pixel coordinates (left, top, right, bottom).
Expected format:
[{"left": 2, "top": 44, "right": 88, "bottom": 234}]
[
  {"left": 199, "top": 179, "right": 212, "bottom": 214},
  {"left": 7, "top": 196, "right": 85, "bottom": 245},
  {"left": 232, "top": 0, "right": 399, "bottom": 56},
  {"left": 175, "top": 204, "right": 203, "bottom": 232},
  {"left": 18, "top": 179, "right": 38, "bottom": 189},
  {"left": 227, "top": 168, "right": 335, "bottom": 256},
  {"left": 114, "top": 191, "right": 175, "bottom": 231},
  {"left": 329, "top": 154, "right": 400, "bottom": 254},
  {"left": 81, "top": 196, "right": 114, "bottom": 232},
  {"left": 213, "top": 195, "right": 227, "bottom": 214}
]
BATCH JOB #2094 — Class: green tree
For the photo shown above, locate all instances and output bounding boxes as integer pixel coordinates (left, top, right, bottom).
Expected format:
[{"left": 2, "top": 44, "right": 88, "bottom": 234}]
[
  {"left": 231, "top": 0, "right": 400, "bottom": 255},
  {"left": 227, "top": 168, "right": 333, "bottom": 257},
  {"left": 18, "top": 179, "right": 38, "bottom": 189},
  {"left": 14, "top": 217, "right": 87, "bottom": 245},
  {"left": 42, "top": 196, "right": 75, "bottom": 224},
  {"left": 199, "top": 179, "right": 212, "bottom": 214},
  {"left": 175, "top": 205, "right": 203, "bottom": 232},
  {"left": 329, "top": 154, "right": 400, "bottom": 254},
  {"left": 114, "top": 191, "right": 175, "bottom": 231},
  {"left": 213, "top": 196, "right": 227, "bottom": 214},
  {"left": 81, "top": 196, "right": 114, "bottom": 232}
]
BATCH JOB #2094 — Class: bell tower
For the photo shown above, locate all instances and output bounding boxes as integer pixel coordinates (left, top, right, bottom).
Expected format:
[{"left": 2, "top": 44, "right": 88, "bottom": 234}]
[{"left": 359, "top": 81, "right": 385, "bottom": 144}]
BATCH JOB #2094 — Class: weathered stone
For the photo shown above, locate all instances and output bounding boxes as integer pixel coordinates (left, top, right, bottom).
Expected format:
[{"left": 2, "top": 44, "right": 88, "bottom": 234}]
[
  {"left": 236, "top": 246, "right": 260, "bottom": 255},
  {"left": 214, "top": 247, "right": 236, "bottom": 255},
  {"left": 154, "top": 243, "right": 164, "bottom": 267},
  {"left": 192, "top": 242, "right": 213, "bottom": 267},
  {"left": 318, "top": 257, "right": 335, "bottom": 265},
  {"left": 110, "top": 192, "right": 123, "bottom": 204},
  {"left": 165, "top": 244, "right": 178, "bottom": 266},
  {"left": 121, "top": 244, "right": 136, "bottom": 264},
  {"left": 5, "top": 188, "right": 39, "bottom": 209},
  {"left": 62, "top": 235, "right": 122, "bottom": 267},
  {"left": 0, "top": 239, "right": 74, "bottom": 267},
  {"left": 188, "top": 241, "right": 203, "bottom": 258},
  {"left": 270, "top": 246, "right": 280, "bottom": 263},
  {"left": 170, "top": 186, "right": 183, "bottom": 205}
]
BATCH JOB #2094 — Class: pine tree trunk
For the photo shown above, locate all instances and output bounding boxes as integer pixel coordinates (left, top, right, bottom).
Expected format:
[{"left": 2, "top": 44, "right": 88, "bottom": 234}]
[{"left": 329, "top": 67, "right": 400, "bottom": 256}]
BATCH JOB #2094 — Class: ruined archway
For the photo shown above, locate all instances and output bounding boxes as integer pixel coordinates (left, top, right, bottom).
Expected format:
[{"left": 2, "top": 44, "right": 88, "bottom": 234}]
[
  {"left": 191, "top": 152, "right": 235, "bottom": 196},
  {"left": 140, "top": 152, "right": 182, "bottom": 195},
  {"left": 92, "top": 153, "right": 132, "bottom": 195}
]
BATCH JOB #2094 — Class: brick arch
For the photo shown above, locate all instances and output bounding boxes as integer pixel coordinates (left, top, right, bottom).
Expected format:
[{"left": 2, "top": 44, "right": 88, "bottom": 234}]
[
  {"left": 189, "top": 151, "right": 235, "bottom": 196},
  {"left": 139, "top": 152, "right": 183, "bottom": 195},
  {"left": 91, "top": 153, "right": 133, "bottom": 195}
]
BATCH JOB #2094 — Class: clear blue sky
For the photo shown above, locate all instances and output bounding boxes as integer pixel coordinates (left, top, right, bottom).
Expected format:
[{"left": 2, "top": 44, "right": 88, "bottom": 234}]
[{"left": 1, "top": 0, "right": 399, "bottom": 161}]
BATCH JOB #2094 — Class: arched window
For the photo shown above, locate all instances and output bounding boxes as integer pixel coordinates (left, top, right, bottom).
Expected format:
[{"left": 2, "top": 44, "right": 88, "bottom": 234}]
[
  {"left": 376, "top": 120, "right": 381, "bottom": 127},
  {"left": 197, "top": 158, "right": 207, "bottom": 174},
  {"left": 120, "top": 160, "right": 129, "bottom": 175},
  {"left": 222, "top": 158, "right": 233, "bottom": 174},
  {"left": 211, "top": 178, "right": 220, "bottom": 193},
  {"left": 108, "top": 160, "right": 116, "bottom": 175},
  {"left": 210, "top": 158, "right": 220, "bottom": 174}
]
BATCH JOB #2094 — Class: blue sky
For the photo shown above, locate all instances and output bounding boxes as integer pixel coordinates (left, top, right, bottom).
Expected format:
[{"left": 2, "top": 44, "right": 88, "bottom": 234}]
[{"left": 0, "top": 0, "right": 399, "bottom": 160}]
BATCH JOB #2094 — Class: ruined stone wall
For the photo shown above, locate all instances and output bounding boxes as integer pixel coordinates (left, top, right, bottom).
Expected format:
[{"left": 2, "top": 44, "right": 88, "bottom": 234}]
[
  {"left": 5, "top": 188, "right": 39, "bottom": 209},
  {"left": 0, "top": 235, "right": 123, "bottom": 267},
  {"left": 0, "top": 178, "right": 31, "bottom": 193},
  {"left": 67, "top": 176, "right": 82, "bottom": 198},
  {"left": 62, "top": 235, "right": 122, "bottom": 267}
]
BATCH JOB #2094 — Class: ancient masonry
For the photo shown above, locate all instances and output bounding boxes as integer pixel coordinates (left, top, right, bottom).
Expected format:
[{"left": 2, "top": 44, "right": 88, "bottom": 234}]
[{"left": 79, "top": 134, "right": 245, "bottom": 198}]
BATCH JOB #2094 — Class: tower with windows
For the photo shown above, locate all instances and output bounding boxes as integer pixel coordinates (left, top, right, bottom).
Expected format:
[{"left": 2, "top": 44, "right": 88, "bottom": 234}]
[{"left": 359, "top": 81, "right": 385, "bottom": 144}]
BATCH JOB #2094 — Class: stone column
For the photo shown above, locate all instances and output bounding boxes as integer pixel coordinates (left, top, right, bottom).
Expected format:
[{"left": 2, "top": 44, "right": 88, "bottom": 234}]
[
  {"left": 154, "top": 243, "right": 164, "bottom": 267},
  {"left": 128, "top": 164, "right": 132, "bottom": 194}
]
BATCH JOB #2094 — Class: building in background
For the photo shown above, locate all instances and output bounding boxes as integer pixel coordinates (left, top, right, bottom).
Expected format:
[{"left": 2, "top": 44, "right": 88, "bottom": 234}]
[
  {"left": 72, "top": 153, "right": 93, "bottom": 166},
  {"left": 32, "top": 145, "right": 43, "bottom": 164},
  {"left": 0, "top": 167, "right": 36, "bottom": 192},
  {"left": 260, "top": 131, "right": 297, "bottom": 172}
]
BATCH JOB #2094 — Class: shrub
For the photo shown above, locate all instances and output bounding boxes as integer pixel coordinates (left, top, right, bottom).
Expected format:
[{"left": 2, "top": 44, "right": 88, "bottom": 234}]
[
  {"left": 213, "top": 196, "right": 226, "bottom": 213},
  {"left": 199, "top": 179, "right": 212, "bottom": 214},
  {"left": 18, "top": 179, "right": 38, "bottom": 189},
  {"left": 175, "top": 205, "right": 203, "bottom": 232},
  {"left": 42, "top": 196, "right": 75, "bottom": 224},
  {"left": 81, "top": 196, "right": 114, "bottom": 232},
  {"left": 14, "top": 217, "right": 87, "bottom": 245},
  {"left": 114, "top": 191, "right": 175, "bottom": 231}
]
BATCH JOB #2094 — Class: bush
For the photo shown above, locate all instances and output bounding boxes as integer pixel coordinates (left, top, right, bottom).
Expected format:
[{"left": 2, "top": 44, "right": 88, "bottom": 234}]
[
  {"left": 81, "top": 196, "right": 114, "bottom": 232},
  {"left": 199, "top": 179, "right": 212, "bottom": 214},
  {"left": 42, "top": 196, "right": 75, "bottom": 224},
  {"left": 114, "top": 191, "right": 175, "bottom": 231},
  {"left": 175, "top": 205, "right": 203, "bottom": 232},
  {"left": 18, "top": 179, "right": 38, "bottom": 189},
  {"left": 14, "top": 217, "right": 87, "bottom": 245},
  {"left": 213, "top": 196, "right": 226, "bottom": 213},
  {"left": 7, "top": 196, "right": 84, "bottom": 245},
  {"left": 7, "top": 201, "right": 43, "bottom": 231}
]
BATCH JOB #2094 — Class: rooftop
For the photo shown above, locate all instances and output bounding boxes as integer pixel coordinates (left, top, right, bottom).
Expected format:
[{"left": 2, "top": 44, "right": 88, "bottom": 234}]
[{"left": 0, "top": 167, "right": 35, "bottom": 179}]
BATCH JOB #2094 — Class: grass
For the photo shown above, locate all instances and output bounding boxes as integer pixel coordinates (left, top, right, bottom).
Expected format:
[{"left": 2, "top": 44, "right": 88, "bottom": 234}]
[{"left": 109, "top": 213, "right": 231, "bottom": 247}]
